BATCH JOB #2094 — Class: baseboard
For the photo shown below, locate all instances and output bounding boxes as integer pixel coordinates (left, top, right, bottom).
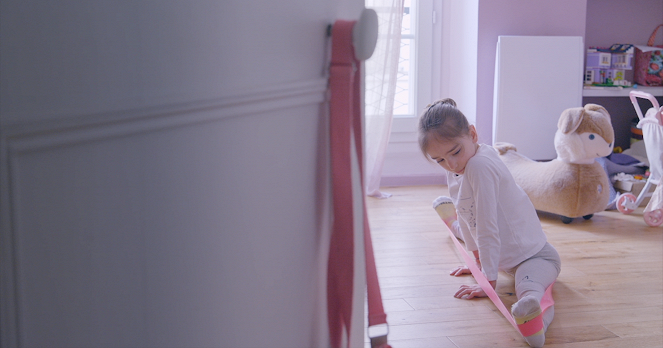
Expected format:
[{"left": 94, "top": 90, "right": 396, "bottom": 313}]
[{"left": 379, "top": 174, "right": 447, "bottom": 187}]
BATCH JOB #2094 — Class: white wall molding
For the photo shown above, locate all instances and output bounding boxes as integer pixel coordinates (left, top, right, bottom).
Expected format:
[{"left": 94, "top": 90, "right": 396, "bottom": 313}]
[{"left": 3, "top": 78, "right": 328, "bottom": 153}]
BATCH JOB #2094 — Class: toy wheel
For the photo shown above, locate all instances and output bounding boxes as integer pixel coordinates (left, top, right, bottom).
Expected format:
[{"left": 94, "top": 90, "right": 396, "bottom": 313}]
[
  {"left": 644, "top": 209, "right": 663, "bottom": 227},
  {"left": 616, "top": 193, "right": 637, "bottom": 214},
  {"left": 561, "top": 216, "right": 573, "bottom": 224},
  {"left": 582, "top": 214, "right": 593, "bottom": 220}
]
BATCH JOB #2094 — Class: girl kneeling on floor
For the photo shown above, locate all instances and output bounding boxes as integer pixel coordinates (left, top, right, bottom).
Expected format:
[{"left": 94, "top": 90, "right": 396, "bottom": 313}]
[{"left": 421, "top": 98, "right": 561, "bottom": 348}]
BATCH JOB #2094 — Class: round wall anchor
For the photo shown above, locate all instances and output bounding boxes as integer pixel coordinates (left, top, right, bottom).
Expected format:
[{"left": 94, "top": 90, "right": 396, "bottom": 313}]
[{"left": 352, "top": 8, "right": 378, "bottom": 61}]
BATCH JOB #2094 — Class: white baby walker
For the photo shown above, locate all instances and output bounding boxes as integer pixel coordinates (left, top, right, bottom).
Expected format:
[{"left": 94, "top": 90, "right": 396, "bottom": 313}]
[{"left": 616, "top": 91, "right": 663, "bottom": 227}]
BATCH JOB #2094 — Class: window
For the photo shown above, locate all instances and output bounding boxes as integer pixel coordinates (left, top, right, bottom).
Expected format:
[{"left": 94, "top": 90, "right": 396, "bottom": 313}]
[
  {"left": 391, "top": 0, "right": 434, "bottom": 133},
  {"left": 393, "top": 0, "right": 416, "bottom": 116},
  {"left": 379, "top": 0, "right": 479, "bottom": 182}
]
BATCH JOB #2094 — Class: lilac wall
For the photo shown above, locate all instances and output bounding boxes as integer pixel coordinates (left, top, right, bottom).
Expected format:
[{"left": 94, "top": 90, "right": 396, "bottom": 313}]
[
  {"left": 585, "top": 0, "right": 663, "bottom": 48},
  {"left": 584, "top": 0, "right": 663, "bottom": 150},
  {"left": 476, "top": 0, "right": 587, "bottom": 145},
  {"left": 476, "top": 0, "right": 663, "bottom": 147}
]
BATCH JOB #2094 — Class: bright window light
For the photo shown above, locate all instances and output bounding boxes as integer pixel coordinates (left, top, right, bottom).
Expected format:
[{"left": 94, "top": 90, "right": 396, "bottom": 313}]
[{"left": 393, "top": 0, "right": 416, "bottom": 117}]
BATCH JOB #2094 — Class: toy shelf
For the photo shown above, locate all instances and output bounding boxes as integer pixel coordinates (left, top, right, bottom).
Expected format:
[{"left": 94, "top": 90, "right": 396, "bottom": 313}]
[{"left": 582, "top": 85, "right": 663, "bottom": 97}]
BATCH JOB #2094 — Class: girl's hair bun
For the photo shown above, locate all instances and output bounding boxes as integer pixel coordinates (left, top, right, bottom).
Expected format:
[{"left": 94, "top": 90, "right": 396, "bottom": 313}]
[
  {"left": 426, "top": 98, "right": 457, "bottom": 110},
  {"left": 418, "top": 97, "right": 469, "bottom": 159},
  {"left": 439, "top": 98, "right": 456, "bottom": 107}
]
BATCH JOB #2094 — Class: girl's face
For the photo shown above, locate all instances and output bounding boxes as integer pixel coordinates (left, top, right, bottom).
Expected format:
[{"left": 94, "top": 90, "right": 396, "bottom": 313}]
[{"left": 425, "top": 125, "right": 479, "bottom": 175}]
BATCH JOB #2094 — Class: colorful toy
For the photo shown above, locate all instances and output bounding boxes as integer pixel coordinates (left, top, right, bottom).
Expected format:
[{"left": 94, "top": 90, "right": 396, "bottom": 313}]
[
  {"left": 585, "top": 44, "right": 634, "bottom": 86},
  {"left": 494, "top": 104, "right": 614, "bottom": 223}
]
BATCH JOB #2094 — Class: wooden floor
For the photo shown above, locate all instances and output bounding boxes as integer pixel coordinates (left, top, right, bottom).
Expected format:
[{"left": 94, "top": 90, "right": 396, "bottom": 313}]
[{"left": 364, "top": 185, "right": 663, "bottom": 348}]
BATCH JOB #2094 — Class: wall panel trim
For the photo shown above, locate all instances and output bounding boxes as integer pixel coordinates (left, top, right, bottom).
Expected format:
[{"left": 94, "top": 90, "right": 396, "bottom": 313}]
[{"left": 3, "top": 78, "right": 328, "bottom": 153}]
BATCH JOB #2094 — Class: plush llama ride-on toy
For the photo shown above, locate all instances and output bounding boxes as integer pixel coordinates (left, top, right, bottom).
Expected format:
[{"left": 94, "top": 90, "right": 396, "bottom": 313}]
[{"left": 494, "top": 104, "right": 614, "bottom": 224}]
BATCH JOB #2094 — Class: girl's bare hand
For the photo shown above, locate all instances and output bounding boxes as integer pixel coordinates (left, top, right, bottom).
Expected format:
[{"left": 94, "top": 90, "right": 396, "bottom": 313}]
[
  {"left": 450, "top": 265, "right": 472, "bottom": 276},
  {"left": 454, "top": 284, "right": 487, "bottom": 300}
]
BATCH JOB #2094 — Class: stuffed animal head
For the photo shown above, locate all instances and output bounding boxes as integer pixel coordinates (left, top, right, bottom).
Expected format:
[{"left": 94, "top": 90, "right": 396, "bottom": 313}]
[{"left": 554, "top": 104, "right": 614, "bottom": 164}]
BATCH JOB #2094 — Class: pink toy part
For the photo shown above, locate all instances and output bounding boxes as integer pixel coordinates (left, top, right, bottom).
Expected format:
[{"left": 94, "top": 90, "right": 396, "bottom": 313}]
[
  {"left": 644, "top": 184, "right": 663, "bottom": 227},
  {"left": 644, "top": 209, "right": 663, "bottom": 226},
  {"left": 629, "top": 90, "right": 661, "bottom": 124},
  {"left": 616, "top": 193, "right": 638, "bottom": 214},
  {"left": 627, "top": 91, "right": 663, "bottom": 225}
]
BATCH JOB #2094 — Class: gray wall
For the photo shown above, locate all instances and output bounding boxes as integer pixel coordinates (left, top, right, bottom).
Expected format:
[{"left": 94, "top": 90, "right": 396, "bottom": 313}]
[{"left": 1, "top": 0, "right": 363, "bottom": 346}]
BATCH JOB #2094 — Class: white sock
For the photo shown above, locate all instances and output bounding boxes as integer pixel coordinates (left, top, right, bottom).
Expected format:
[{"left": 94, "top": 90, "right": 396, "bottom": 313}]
[
  {"left": 433, "top": 196, "right": 456, "bottom": 224},
  {"left": 433, "top": 196, "right": 462, "bottom": 240},
  {"left": 512, "top": 295, "right": 546, "bottom": 348}
]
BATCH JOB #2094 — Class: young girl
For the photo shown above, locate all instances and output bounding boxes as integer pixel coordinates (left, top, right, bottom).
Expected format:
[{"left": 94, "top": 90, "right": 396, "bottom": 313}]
[{"left": 420, "top": 99, "right": 561, "bottom": 348}]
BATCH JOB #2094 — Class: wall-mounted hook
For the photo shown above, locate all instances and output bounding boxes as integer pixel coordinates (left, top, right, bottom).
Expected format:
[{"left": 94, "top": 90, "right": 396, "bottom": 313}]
[
  {"left": 328, "top": 9, "right": 378, "bottom": 61},
  {"left": 352, "top": 9, "right": 378, "bottom": 61}
]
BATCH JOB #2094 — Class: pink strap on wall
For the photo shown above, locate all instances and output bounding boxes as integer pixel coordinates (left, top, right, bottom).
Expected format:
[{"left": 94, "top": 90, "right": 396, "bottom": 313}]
[
  {"left": 327, "top": 19, "right": 356, "bottom": 348},
  {"left": 327, "top": 19, "right": 389, "bottom": 348}
]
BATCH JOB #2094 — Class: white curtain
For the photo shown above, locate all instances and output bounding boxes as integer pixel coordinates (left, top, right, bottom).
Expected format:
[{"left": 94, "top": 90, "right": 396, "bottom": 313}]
[{"left": 364, "top": 0, "right": 404, "bottom": 198}]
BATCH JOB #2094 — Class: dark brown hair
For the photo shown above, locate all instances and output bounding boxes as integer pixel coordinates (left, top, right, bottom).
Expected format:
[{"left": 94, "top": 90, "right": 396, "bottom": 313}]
[{"left": 418, "top": 98, "right": 471, "bottom": 159}]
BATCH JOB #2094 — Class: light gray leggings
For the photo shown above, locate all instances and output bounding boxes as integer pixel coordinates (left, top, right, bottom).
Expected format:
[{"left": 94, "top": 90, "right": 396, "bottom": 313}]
[
  {"left": 506, "top": 242, "right": 561, "bottom": 328},
  {"left": 451, "top": 222, "right": 561, "bottom": 319},
  {"left": 450, "top": 222, "right": 562, "bottom": 299},
  {"left": 506, "top": 242, "right": 561, "bottom": 302}
]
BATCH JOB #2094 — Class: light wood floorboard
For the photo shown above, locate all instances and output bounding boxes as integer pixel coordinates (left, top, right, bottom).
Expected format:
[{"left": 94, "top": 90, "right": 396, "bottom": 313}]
[{"left": 364, "top": 185, "right": 663, "bottom": 348}]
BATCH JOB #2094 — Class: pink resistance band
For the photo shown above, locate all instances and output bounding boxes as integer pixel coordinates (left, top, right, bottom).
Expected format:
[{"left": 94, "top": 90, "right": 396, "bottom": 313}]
[
  {"left": 327, "top": 20, "right": 390, "bottom": 348},
  {"left": 443, "top": 221, "right": 555, "bottom": 337}
]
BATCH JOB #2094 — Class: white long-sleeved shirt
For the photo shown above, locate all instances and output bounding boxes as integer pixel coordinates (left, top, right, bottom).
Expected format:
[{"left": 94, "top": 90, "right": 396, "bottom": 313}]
[{"left": 447, "top": 144, "right": 547, "bottom": 281}]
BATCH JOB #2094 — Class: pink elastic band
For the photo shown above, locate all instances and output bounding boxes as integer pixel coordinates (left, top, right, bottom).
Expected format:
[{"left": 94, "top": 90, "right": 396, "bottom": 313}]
[{"left": 517, "top": 314, "right": 544, "bottom": 337}]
